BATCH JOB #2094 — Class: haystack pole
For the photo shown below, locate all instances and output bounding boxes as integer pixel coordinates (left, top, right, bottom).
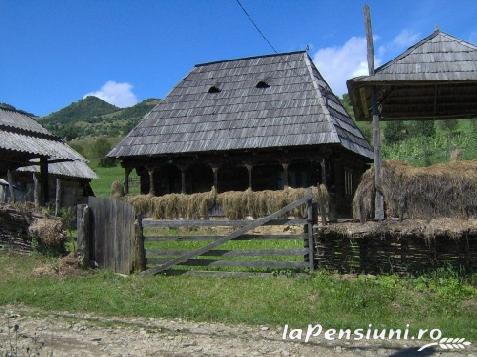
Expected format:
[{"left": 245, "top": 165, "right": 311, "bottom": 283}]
[{"left": 363, "top": 5, "right": 384, "bottom": 220}]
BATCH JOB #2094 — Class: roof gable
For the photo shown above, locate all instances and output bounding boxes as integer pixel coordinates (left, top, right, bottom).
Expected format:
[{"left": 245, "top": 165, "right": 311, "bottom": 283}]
[{"left": 109, "top": 51, "right": 372, "bottom": 159}]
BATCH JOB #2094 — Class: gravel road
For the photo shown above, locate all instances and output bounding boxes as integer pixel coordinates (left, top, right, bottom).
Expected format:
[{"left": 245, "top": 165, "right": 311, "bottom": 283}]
[{"left": 0, "top": 305, "right": 474, "bottom": 356}]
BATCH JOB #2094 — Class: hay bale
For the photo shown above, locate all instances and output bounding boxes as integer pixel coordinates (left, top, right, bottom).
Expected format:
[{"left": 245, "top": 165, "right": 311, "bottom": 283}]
[
  {"left": 28, "top": 218, "right": 66, "bottom": 249},
  {"left": 111, "top": 180, "right": 125, "bottom": 198},
  {"left": 353, "top": 160, "right": 477, "bottom": 220}
]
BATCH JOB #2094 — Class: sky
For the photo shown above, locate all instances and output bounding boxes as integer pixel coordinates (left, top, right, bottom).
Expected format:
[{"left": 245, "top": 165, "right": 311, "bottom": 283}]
[{"left": 1, "top": 0, "right": 476, "bottom": 116}]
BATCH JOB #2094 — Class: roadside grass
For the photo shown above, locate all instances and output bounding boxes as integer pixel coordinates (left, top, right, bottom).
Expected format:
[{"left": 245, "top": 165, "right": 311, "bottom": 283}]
[{"left": 0, "top": 253, "right": 475, "bottom": 340}]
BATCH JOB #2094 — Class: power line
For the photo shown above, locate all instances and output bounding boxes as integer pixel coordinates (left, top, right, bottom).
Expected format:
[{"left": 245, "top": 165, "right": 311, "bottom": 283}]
[{"left": 234, "top": 0, "right": 278, "bottom": 53}]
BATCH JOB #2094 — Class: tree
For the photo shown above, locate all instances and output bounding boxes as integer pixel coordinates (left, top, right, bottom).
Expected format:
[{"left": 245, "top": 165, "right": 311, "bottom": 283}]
[
  {"left": 92, "top": 138, "right": 112, "bottom": 159},
  {"left": 383, "top": 121, "right": 406, "bottom": 143}
]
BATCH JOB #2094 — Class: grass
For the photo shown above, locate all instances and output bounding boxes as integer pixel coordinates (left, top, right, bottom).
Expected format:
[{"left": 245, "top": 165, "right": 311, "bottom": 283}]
[
  {"left": 0, "top": 253, "right": 475, "bottom": 340},
  {"left": 89, "top": 160, "right": 140, "bottom": 198}
]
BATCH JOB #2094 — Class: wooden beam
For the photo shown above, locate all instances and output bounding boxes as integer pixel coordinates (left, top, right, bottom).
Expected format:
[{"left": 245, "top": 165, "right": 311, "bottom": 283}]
[
  {"left": 147, "top": 167, "right": 156, "bottom": 196},
  {"left": 40, "top": 157, "right": 49, "bottom": 206},
  {"left": 244, "top": 163, "right": 253, "bottom": 191},
  {"left": 211, "top": 166, "right": 219, "bottom": 191},
  {"left": 7, "top": 169, "right": 15, "bottom": 203},
  {"left": 55, "top": 178, "right": 62, "bottom": 216},
  {"left": 281, "top": 162, "right": 289, "bottom": 189},
  {"left": 33, "top": 173, "right": 40, "bottom": 208},
  {"left": 124, "top": 167, "right": 131, "bottom": 195},
  {"left": 363, "top": 4, "right": 384, "bottom": 220}
]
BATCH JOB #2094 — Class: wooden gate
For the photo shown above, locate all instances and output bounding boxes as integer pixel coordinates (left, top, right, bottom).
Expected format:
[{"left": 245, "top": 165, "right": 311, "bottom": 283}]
[
  {"left": 77, "top": 197, "right": 144, "bottom": 274},
  {"left": 141, "top": 190, "right": 314, "bottom": 276}
]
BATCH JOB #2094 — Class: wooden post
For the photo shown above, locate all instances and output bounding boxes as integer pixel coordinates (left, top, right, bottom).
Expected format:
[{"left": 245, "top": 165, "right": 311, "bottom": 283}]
[
  {"left": 281, "top": 162, "right": 289, "bottom": 189},
  {"left": 55, "top": 178, "right": 62, "bottom": 216},
  {"left": 77, "top": 204, "right": 91, "bottom": 268},
  {"left": 147, "top": 167, "right": 156, "bottom": 196},
  {"left": 212, "top": 167, "right": 219, "bottom": 191},
  {"left": 305, "top": 188, "right": 314, "bottom": 272},
  {"left": 132, "top": 214, "right": 146, "bottom": 272},
  {"left": 363, "top": 4, "right": 384, "bottom": 220},
  {"left": 124, "top": 167, "right": 131, "bottom": 195},
  {"left": 320, "top": 158, "right": 327, "bottom": 186},
  {"left": 40, "top": 157, "right": 49, "bottom": 206},
  {"left": 245, "top": 164, "right": 253, "bottom": 191},
  {"left": 7, "top": 169, "right": 15, "bottom": 203},
  {"left": 33, "top": 173, "right": 40, "bottom": 208}
]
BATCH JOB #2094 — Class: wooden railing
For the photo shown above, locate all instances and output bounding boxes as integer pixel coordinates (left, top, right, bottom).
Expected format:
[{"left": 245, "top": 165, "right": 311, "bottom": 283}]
[{"left": 141, "top": 190, "right": 315, "bottom": 276}]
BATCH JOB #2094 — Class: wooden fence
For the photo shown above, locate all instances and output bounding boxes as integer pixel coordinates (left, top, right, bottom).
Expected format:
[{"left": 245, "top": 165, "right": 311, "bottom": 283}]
[
  {"left": 77, "top": 197, "right": 145, "bottom": 274},
  {"left": 141, "top": 191, "right": 314, "bottom": 276}
]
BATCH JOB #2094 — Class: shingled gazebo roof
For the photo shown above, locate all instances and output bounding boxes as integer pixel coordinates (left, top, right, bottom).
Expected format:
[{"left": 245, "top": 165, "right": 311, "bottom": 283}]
[
  {"left": 108, "top": 51, "right": 372, "bottom": 160},
  {"left": 347, "top": 30, "right": 477, "bottom": 121}
]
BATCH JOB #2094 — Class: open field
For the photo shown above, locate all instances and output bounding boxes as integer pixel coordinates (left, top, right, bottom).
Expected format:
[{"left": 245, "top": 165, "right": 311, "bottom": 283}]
[{"left": 0, "top": 253, "right": 475, "bottom": 340}]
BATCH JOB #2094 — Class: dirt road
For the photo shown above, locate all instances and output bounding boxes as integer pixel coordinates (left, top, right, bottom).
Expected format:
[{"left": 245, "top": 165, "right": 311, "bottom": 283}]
[{"left": 0, "top": 305, "right": 473, "bottom": 356}]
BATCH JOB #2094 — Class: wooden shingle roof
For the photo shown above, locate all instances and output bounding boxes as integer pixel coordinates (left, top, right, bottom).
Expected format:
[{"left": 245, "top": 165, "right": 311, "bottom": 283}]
[
  {"left": 109, "top": 51, "right": 372, "bottom": 159},
  {"left": 347, "top": 30, "right": 477, "bottom": 121}
]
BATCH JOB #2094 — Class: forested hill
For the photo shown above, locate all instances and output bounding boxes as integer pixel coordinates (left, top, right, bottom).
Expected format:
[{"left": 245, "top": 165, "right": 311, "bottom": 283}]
[{"left": 41, "top": 96, "right": 160, "bottom": 139}]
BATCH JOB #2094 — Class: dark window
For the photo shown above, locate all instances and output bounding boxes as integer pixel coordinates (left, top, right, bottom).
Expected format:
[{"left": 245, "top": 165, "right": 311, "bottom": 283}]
[
  {"left": 208, "top": 86, "right": 220, "bottom": 93},
  {"left": 256, "top": 81, "right": 270, "bottom": 88}
]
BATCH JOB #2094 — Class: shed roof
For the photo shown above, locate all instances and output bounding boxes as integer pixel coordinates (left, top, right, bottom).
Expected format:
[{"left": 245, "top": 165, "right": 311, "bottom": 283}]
[
  {"left": 0, "top": 106, "right": 84, "bottom": 162},
  {"left": 108, "top": 51, "right": 372, "bottom": 160},
  {"left": 17, "top": 160, "right": 97, "bottom": 180},
  {"left": 347, "top": 30, "right": 477, "bottom": 121}
]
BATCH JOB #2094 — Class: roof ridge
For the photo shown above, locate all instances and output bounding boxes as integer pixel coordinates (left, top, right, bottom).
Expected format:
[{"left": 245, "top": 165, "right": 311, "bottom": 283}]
[
  {"left": 302, "top": 52, "right": 340, "bottom": 143},
  {"left": 195, "top": 50, "right": 307, "bottom": 67},
  {"left": 375, "top": 30, "right": 477, "bottom": 74}
]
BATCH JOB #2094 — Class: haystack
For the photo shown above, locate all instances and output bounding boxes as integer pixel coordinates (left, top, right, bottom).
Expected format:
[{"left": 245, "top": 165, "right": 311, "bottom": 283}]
[
  {"left": 353, "top": 160, "right": 477, "bottom": 220},
  {"left": 128, "top": 186, "right": 324, "bottom": 220}
]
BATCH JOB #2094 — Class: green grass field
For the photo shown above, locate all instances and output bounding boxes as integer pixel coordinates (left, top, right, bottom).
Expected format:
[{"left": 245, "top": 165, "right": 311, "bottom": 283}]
[
  {"left": 89, "top": 160, "right": 140, "bottom": 198},
  {"left": 0, "top": 253, "right": 475, "bottom": 339}
]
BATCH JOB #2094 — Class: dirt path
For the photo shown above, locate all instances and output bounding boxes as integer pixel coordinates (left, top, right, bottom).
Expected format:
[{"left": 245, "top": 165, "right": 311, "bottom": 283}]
[{"left": 0, "top": 305, "right": 473, "bottom": 356}]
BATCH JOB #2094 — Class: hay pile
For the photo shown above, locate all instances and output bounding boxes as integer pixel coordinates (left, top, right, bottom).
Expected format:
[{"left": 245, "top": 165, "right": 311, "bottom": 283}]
[
  {"left": 28, "top": 218, "right": 66, "bottom": 248},
  {"left": 111, "top": 180, "right": 125, "bottom": 198},
  {"left": 353, "top": 160, "right": 477, "bottom": 220},
  {"left": 128, "top": 186, "right": 325, "bottom": 220}
]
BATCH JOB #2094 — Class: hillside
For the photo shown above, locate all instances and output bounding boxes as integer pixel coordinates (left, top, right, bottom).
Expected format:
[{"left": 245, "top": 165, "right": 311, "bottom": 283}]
[{"left": 42, "top": 96, "right": 160, "bottom": 139}]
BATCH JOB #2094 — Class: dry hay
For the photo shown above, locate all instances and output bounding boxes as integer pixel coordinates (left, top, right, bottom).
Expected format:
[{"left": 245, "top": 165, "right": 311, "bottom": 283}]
[
  {"left": 111, "top": 180, "right": 125, "bottom": 199},
  {"left": 28, "top": 218, "right": 65, "bottom": 247},
  {"left": 353, "top": 160, "right": 477, "bottom": 220},
  {"left": 317, "top": 218, "right": 477, "bottom": 241},
  {"left": 33, "top": 253, "right": 85, "bottom": 278},
  {"left": 128, "top": 186, "right": 325, "bottom": 220}
]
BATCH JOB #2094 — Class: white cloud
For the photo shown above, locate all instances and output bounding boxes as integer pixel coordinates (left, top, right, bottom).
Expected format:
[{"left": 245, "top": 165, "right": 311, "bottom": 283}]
[
  {"left": 313, "top": 36, "right": 376, "bottom": 95},
  {"left": 84, "top": 80, "right": 138, "bottom": 108},
  {"left": 312, "top": 29, "right": 421, "bottom": 96}
]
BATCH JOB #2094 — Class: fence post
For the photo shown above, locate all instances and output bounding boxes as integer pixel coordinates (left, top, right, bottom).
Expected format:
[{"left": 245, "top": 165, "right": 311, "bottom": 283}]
[
  {"left": 306, "top": 188, "right": 314, "bottom": 272},
  {"left": 132, "top": 214, "right": 146, "bottom": 272},
  {"left": 77, "top": 204, "right": 91, "bottom": 268}
]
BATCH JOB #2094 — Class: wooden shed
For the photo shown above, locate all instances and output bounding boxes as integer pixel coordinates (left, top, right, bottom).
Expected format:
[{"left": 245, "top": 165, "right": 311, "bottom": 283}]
[
  {"left": 108, "top": 51, "right": 373, "bottom": 217},
  {"left": 0, "top": 104, "right": 91, "bottom": 205}
]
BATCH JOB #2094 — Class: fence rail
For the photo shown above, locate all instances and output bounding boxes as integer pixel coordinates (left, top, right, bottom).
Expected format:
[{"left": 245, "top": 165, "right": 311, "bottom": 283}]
[{"left": 141, "top": 190, "right": 315, "bottom": 275}]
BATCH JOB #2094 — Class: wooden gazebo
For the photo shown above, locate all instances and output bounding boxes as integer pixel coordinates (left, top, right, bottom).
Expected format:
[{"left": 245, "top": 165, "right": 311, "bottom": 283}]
[{"left": 347, "top": 7, "right": 477, "bottom": 220}]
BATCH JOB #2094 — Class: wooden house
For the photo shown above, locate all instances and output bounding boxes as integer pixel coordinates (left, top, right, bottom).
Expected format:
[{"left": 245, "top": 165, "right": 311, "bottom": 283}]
[
  {"left": 108, "top": 51, "right": 373, "bottom": 216},
  {"left": 0, "top": 104, "right": 95, "bottom": 206}
]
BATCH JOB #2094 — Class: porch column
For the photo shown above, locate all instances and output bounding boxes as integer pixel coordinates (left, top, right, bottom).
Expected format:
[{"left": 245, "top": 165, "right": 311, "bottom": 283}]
[
  {"left": 281, "top": 162, "right": 289, "bottom": 189},
  {"left": 40, "top": 157, "right": 49, "bottom": 206},
  {"left": 181, "top": 168, "right": 187, "bottom": 194},
  {"left": 244, "top": 164, "right": 253, "bottom": 191},
  {"left": 124, "top": 167, "right": 132, "bottom": 195},
  {"left": 147, "top": 167, "right": 156, "bottom": 196},
  {"left": 7, "top": 169, "right": 15, "bottom": 203},
  {"left": 320, "top": 158, "right": 327, "bottom": 187},
  {"left": 211, "top": 166, "right": 219, "bottom": 191},
  {"left": 33, "top": 173, "right": 40, "bottom": 208},
  {"left": 55, "top": 178, "right": 62, "bottom": 216}
]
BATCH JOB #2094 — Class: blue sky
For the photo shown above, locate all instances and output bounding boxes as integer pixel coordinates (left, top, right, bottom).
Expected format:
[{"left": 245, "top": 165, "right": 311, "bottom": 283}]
[{"left": 1, "top": 0, "right": 476, "bottom": 116}]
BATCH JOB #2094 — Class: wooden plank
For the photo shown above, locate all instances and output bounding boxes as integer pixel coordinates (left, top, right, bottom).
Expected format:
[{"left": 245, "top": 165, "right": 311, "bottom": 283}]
[
  {"left": 142, "top": 218, "right": 307, "bottom": 228},
  {"left": 76, "top": 204, "right": 90, "bottom": 268},
  {"left": 147, "top": 258, "right": 308, "bottom": 270},
  {"left": 145, "top": 234, "right": 305, "bottom": 242},
  {"left": 306, "top": 189, "right": 314, "bottom": 272},
  {"left": 33, "top": 173, "right": 40, "bottom": 208},
  {"left": 141, "top": 194, "right": 310, "bottom": 275},
  {"left": 183, "top": 270, "right": 309, "bottom": 278},
  {"left": 7, "top": 169, "right": 15, "bottom": 203},
  {"left": 146, "top": 248, "right": 309, "bottom": 257},
  {"left": 55, "top": 178, "right": 62, "bottom": 217}
]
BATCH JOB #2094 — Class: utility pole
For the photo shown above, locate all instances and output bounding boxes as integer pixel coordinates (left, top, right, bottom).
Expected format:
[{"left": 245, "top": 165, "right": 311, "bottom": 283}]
[{"left": 363, "top": 4, "right": 384, "bottom": 220}]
